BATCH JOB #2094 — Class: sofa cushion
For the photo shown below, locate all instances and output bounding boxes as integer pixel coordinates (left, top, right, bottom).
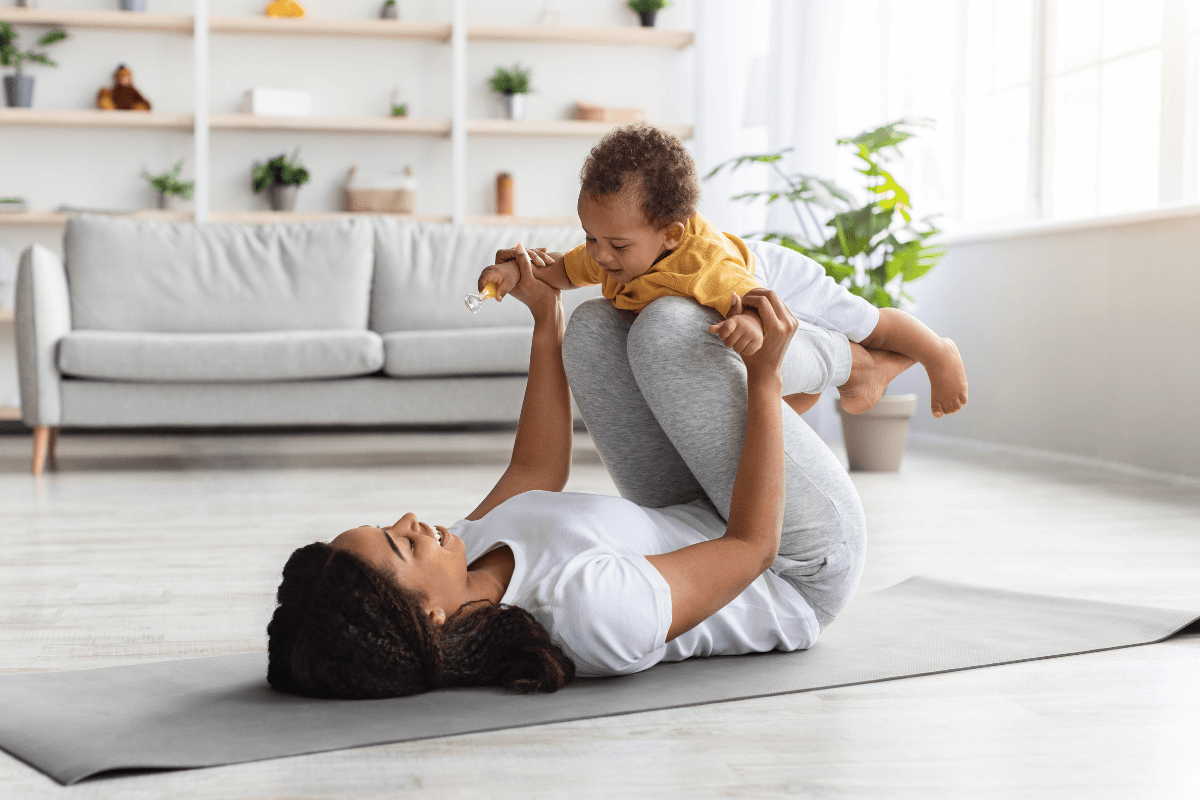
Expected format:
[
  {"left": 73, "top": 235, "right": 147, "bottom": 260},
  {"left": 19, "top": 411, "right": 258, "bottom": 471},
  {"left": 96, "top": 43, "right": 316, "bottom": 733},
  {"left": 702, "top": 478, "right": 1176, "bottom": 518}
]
[
  {"left": 370, "top": 219, "right": 601, "bottom": 333},
  {"left": 64, "top": 215, "right": 374, "bottom": 333},
  {"left": 382, "top": 327, "right": 533, "bottom": 377},
  {"left": 58, "top": 330, "right": 384, "bottom": 383}
]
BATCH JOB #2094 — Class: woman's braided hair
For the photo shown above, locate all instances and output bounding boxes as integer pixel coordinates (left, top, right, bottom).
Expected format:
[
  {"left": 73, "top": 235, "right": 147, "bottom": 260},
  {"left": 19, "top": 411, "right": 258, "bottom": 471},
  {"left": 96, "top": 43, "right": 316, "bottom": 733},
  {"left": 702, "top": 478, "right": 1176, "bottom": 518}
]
[
  {"left": 267, "top": 542, "right": 575, "bottom": 699},
  {"left": 580, "top": 122, "right": 700, "bottom": 227}
]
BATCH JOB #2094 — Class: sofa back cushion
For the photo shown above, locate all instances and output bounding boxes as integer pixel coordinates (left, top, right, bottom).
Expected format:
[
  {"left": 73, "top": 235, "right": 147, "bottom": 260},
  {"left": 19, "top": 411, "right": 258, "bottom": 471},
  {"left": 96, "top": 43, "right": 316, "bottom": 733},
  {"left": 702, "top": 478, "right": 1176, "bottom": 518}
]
[
  {"left": 65, "top": 214, "right": 374, "bottom": 332},
  {"left": 370, "top": 219, "right": 599, "bottom": 332}
]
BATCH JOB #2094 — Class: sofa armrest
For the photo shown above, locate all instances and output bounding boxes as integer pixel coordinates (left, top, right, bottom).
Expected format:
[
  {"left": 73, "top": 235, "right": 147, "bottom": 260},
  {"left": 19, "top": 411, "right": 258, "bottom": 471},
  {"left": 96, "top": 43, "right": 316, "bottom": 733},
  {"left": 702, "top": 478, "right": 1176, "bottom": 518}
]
[{"left": 15, "top": 244, "right": 71, "bottom": 427}]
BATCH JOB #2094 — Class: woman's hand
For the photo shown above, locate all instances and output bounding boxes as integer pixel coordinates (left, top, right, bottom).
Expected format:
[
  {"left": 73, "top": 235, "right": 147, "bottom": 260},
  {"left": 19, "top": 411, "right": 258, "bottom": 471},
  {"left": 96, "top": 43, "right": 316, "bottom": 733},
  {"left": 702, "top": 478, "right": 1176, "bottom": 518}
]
[{"left": 737, "top": 289, "right": 798, "bottom": 385}]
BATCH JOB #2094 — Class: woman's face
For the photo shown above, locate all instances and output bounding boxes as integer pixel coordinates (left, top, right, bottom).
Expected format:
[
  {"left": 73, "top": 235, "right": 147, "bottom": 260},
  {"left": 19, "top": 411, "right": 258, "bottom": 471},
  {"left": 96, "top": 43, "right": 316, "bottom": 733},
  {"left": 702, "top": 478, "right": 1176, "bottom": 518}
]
[{"left": 329, "top": 513, "right": 467, "bottom": 626}]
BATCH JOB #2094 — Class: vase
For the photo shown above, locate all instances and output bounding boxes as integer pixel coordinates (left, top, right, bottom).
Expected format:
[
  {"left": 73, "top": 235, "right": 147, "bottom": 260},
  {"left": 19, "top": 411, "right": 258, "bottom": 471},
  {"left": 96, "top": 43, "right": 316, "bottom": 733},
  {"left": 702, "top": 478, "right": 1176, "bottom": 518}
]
[
  {"left": 4, "top": 75, "right": 34, "bottom": 108},
  {"left": 267, "top": 184, "right": 299, "bottom": 212},
  {"left": 381, "top": 2, "right": 398, "bottom": 19},
  {"left": 156, "top": 192, "right": 191, "bottom": 212},
  {"left": 638, "top": 10, "right": 657, "bottom": 27},
  {"left": 505, "top": 93, "right": 526, "bottom": 121},
  {"left": 836, "top": 393, "right": 918, "bottom": 471},
  {"left": 119, "top": 0, "right": 147, "bottom": 11}
]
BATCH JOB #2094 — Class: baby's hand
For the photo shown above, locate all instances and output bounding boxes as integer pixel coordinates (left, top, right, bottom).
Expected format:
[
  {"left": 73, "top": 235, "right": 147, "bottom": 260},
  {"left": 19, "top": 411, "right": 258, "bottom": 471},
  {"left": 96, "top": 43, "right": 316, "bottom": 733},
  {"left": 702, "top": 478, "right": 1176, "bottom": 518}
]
[
  {"left": 707, "top": 294, "right": 765, "bottom": 356},
  {"left": 478, "top": 260, "right": 520, "bottom": 301}
]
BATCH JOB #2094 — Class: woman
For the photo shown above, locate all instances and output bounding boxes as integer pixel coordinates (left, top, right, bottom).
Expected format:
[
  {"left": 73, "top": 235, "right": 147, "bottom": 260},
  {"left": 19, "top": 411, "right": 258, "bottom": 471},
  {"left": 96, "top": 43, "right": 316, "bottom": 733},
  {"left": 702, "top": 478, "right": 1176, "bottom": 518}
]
[{"left": 267, "top": 244, "right": 866, "bottom": 699}]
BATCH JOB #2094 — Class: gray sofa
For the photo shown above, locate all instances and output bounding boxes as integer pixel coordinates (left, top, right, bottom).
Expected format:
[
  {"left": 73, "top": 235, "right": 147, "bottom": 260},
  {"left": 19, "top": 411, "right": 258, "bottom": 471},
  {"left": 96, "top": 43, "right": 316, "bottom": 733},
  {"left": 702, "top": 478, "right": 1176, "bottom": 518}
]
[{"left": 16, "top": 214, "right": 597, "bottom": 473}]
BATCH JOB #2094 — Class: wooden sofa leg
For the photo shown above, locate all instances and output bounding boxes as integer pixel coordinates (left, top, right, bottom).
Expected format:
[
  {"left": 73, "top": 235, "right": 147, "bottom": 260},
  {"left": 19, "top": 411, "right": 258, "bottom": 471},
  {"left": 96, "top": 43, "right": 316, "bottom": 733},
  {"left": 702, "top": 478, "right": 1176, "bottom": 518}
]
[
  {"left": 47, "top": 427, "right": 60, "bottom": 471},
  {"left": 32, "top": 426, "right": 51, "bottom": 475}
]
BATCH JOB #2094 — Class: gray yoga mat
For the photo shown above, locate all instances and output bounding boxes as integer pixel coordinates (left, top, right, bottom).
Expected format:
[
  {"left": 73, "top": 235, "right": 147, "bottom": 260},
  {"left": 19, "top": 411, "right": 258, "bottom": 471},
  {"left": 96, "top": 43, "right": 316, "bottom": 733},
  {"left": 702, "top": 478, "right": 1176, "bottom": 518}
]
[{"left": 2, "top": 576, "right": 1197, "bottom": 785}]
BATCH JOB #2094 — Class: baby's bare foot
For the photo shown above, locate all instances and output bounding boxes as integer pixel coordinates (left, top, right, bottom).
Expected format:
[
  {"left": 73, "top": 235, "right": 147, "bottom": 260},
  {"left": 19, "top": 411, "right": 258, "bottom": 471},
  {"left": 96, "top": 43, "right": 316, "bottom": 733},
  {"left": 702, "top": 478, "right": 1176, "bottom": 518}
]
[
  {"left": 784, "top": 393, "right": 821, "bottom": 416},
  {"left": 837, "top": 345, "right": 916, "bottom": 414},
  {"left": 928, "top": 337, "right": 968, "bottom": 418}
]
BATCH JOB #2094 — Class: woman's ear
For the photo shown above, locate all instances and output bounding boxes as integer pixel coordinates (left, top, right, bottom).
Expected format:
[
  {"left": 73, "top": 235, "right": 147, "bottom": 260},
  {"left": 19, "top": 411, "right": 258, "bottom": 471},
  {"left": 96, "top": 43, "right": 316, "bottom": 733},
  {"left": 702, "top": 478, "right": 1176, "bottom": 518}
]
[
  {"left": 427, "top": 607, "right": 447, "bottom": 627},
  {"left": 662, "top": 220, "right": 686, "bottom": 250}
]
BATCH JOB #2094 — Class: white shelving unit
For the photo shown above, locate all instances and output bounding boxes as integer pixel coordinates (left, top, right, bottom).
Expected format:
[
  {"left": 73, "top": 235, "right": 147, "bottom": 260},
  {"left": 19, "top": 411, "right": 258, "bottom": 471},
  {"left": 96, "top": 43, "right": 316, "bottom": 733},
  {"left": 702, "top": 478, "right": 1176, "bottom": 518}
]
[{"left": 0, "top": 2, "right": 696, "bottom": 227}]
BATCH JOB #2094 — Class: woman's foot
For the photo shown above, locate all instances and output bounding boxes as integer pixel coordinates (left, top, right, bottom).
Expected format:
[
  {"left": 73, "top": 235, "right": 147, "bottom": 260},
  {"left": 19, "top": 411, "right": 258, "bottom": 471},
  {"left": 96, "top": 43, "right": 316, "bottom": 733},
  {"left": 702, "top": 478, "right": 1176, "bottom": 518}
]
[
  {"left": 927, "top": 337, "right": 968, "bottom": 417},
  {"left": 837, "top": 344, "right": 916, "bottom": 414}
]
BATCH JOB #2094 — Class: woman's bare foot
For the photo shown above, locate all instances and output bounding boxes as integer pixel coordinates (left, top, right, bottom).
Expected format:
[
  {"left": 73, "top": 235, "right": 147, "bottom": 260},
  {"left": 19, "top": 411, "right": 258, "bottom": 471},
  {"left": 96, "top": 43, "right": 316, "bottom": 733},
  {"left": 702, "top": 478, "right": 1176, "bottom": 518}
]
[
  {"left": 784, "top": 393, "right": 821, "bottom": 416},
  {"left": 927, "top": 337, "right": 968, "bottom": 417},
  {"left": 837, "top": 344, "right": 916, "bottom": 414}
]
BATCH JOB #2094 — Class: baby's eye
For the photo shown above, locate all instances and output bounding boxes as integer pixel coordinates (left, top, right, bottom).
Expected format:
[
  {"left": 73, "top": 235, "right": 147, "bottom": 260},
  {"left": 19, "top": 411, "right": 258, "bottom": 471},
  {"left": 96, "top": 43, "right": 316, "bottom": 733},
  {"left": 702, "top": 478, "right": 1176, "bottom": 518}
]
[{"left": 613, "top": 245, "right": 628, "bottom": 251}]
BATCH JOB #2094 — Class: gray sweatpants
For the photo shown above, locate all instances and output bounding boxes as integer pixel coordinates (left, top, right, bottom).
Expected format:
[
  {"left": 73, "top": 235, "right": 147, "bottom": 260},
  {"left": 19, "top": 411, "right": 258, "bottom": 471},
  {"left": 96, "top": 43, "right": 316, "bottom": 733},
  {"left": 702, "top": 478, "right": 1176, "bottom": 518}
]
[{"left": 562, "top": 297, "right": 867, "bottom": 627}]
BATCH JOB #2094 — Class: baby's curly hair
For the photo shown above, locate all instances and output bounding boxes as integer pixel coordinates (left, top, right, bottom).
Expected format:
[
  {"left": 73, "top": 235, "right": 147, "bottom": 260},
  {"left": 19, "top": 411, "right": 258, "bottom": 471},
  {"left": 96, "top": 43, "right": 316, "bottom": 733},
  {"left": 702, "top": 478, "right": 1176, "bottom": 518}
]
[{"left": 580, "top": 123, "right": 700, "bottom": 227}]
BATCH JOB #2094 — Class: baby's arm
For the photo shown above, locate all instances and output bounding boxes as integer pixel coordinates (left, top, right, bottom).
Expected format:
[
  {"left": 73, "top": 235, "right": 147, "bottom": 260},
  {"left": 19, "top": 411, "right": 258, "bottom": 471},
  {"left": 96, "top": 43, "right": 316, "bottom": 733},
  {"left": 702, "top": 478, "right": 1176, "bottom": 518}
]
[
  {"left": 493, "top": 246, "right": 574, "bottom": 291},
  {"left": 860, "top": 308, "right": 967, "bottom": 417},
  {"left": 708, "top": 293, "right": 765, "bottom": 356}
]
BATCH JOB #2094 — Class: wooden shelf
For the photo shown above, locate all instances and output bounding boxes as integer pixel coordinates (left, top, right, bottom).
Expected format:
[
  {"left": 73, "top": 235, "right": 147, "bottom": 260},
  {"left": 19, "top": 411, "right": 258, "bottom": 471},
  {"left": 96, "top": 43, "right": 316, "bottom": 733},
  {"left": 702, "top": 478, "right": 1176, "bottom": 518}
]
[
  {"left": 0, "top": 108, "right": 193, "bottom": 130},
  {"left": 0, "top": 8, "right": 193, "bottom": 33},
  {"left": 208, "top": 113, "right": 450, "bottom": 135},
  {"left": 467, "top": 215, "right": 579, "bottom": 226},
  {"left": 0, "top": 310, "right": 13, "bottom": 324},
  {"left": 468, "top": 24, "right": 692, "bottom": 49},
  {"left": 0, "top": 210, "right": 190, "bottom": 226},
  {"left": 0, "top": 406, "right": 20, "bottom": 422},
  {"left": 467, "top": 119, "right": 693, "bottom": 138},
  {"left": 209, "top": 15, "right": 450, "bottom": 40}
]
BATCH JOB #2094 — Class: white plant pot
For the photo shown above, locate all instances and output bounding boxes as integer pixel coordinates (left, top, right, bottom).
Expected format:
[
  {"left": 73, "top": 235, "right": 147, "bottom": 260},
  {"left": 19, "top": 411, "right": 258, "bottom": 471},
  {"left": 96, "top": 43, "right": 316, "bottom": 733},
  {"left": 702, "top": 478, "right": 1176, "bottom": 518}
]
[
  {"left": 505, "top": 93, "right": 527, "bottom": 121},
  {"left": 836, "top": 393, "right": 918, "bottom": 471}
]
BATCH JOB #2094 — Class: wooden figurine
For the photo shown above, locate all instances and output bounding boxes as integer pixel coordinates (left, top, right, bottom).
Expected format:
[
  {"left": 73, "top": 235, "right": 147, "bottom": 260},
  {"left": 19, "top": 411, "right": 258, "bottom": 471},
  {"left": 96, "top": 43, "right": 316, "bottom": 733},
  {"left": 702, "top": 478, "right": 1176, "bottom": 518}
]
[
  {"left": 96, "top": 64, "right": 151, "bottom": 111},
  {"left": 265, "top": 0, "right": 306, "bottom": 17}
]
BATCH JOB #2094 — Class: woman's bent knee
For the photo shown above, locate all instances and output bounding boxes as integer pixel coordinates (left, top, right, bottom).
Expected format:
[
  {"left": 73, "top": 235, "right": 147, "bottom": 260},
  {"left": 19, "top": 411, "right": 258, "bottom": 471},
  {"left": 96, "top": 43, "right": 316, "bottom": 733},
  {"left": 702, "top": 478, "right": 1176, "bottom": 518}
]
[{"left": 563, "top": 298, "right": 626, "bottom": 379}]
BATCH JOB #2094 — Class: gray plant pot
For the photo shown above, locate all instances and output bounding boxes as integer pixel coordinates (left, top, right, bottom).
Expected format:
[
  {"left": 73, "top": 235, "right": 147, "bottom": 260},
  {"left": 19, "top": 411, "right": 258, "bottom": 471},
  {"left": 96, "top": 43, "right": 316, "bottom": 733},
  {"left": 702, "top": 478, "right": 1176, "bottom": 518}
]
[
  {"left": 267, "top": 184, "right": 299, "bottom": 212},
  {"left": 119, "top": 0, "right": 147, "bottom": 11},
  {"left": 505, "top": 93, "right": 526, "bottom": 121},
  {"left": 381, "top": 2, "right": 399, "bottom": 19},
  {"left": 638, "top": 10, "right": 657, "bottom": 27},
  {"left": 17, "top": 0, "right": 40, "bottom": 8},
  {"left": 836, "top": 393, "right": 918, "bottom": 471},
  {"left": 4, "top": 75, "right": 34, "bottom": 108}
]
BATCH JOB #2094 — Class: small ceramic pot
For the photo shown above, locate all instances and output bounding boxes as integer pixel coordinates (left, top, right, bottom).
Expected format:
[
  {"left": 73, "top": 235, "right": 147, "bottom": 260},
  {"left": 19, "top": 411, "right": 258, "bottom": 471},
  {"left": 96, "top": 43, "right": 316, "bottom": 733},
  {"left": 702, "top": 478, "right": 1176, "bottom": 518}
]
[
  {"left": 267, "top": 184, "right": 299, "bottom": 212},
  {"left": 157, "top": 192, "right": 192, "bottom": 212},
  {"left": 17, "top": 0, "right": 40, "bottom": 8},
  {"left": 4, "top": 75, "right": 34, "bottom": 108},
  {"left": 381, "top": 2, "right": 398, "bottom": 19},
  {"left": 120, "top": 0, "right": 147, "bottom": 11},
  {"left": 638, "top": 10, "right": 657, "bottom": 27},
  {"left": 505, "top": 93, "right": 526, "bottom": 121},
  {"left": 837, "top": 393, "right": 918, "bottom": 471}
]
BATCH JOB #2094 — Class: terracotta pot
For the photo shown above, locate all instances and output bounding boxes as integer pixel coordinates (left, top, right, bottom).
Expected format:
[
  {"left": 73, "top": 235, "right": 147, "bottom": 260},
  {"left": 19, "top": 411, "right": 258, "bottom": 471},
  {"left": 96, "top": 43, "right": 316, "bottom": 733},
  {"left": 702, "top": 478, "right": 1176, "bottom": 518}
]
[
  {"left": 638, "top": 10, "right": 657, "bottom": 26},
  {"left": 4, "top": 75, "right": 34, "bottom": 108},
  {"left": 836, "top": 393, "right": 918, "bottom": 471},
  {"left": 267, "top": 184, "right": 299, "bottom": 212}
]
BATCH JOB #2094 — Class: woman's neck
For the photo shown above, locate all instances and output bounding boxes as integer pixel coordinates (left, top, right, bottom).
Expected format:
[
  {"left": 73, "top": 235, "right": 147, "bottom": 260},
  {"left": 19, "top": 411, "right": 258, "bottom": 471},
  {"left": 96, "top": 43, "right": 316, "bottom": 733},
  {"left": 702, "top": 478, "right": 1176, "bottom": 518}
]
[{"left": 465, "top": 544, "right": 515, "bottom": 605}]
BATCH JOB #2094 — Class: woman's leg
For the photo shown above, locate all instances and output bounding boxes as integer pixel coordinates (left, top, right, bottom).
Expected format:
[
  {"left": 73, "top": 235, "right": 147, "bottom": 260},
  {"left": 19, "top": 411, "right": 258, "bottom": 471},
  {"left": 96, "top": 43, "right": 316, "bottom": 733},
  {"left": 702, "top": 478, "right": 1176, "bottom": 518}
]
[
  {"left": 626, "top": 297, "right": 866, "bottom": 627},
  {"left": 562, "top": 298, "right": 705, "bottom": 509}
]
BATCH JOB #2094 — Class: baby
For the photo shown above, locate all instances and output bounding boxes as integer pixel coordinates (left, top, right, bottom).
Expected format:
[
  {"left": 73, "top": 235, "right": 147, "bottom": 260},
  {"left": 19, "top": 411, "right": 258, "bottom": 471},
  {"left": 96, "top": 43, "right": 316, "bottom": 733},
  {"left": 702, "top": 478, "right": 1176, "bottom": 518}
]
[{"left": 479, "top": 123, "right": 967, "bottom": 418}]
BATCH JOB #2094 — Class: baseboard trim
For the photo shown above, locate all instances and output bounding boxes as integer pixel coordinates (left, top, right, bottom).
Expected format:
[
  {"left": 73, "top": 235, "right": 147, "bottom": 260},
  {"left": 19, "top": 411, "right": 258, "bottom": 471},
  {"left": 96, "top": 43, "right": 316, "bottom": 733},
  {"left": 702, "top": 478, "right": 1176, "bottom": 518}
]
[{"left": 908, "top": 432, "right": 1200, "bottom": 491}]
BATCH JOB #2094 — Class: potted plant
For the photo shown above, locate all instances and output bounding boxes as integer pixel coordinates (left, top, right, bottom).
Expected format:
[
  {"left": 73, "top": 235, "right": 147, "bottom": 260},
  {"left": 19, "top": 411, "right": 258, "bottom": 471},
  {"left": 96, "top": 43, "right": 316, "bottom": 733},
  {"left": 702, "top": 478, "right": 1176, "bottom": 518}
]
[
  {"left": 627, "top": 0, "right": 670, "bottom": 27},
  {"left": 252, "top": 150, "right": 309, "bottom": 212},
  {"left": 142, "top": 160, "right": 195, "bottom": 211},
  {"left": 0, "top": 23, "right": 67, "bottom": 108},
  {"left": 707, "top": 119, "right": 946, "bottom": 471},
  {"left": 488, "top": 63, "right": 531, "bottom": 121}
]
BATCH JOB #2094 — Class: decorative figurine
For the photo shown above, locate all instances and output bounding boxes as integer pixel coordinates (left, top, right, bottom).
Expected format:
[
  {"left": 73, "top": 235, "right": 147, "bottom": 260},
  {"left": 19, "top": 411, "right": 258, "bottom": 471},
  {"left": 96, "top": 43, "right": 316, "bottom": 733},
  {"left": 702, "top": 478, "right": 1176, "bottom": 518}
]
[
  {"left": 265, "top": 0, "right": 306, "bottom": 18},
  {"left": 96, "top": 64, "right": 151, "bottom": 111}
]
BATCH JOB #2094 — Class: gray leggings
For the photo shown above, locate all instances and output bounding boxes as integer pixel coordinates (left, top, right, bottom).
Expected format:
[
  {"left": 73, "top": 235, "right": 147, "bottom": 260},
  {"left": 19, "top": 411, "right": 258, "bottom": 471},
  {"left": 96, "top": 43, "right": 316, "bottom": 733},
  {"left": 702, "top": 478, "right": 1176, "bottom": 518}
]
[{"left": 562, "top": 297, "right": 867, "bottom": 627}]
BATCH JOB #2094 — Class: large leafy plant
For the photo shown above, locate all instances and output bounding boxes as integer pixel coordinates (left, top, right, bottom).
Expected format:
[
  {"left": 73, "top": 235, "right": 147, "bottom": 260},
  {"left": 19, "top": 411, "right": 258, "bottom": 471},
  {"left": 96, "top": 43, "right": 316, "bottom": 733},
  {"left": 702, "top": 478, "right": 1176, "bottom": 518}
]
[
  {"left": 707, "top": 119, "right": 945, "bottom": 309},
  {"left": 0, "top": 23, "right": 67, "bottom": 76}
]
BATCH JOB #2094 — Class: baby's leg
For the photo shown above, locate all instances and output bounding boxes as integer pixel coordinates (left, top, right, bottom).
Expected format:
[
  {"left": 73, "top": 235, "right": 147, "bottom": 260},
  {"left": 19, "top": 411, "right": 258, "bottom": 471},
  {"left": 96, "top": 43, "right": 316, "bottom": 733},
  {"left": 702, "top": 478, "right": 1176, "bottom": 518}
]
[{"left": 835, "top": 344, "right": 917, "bottom": 414}]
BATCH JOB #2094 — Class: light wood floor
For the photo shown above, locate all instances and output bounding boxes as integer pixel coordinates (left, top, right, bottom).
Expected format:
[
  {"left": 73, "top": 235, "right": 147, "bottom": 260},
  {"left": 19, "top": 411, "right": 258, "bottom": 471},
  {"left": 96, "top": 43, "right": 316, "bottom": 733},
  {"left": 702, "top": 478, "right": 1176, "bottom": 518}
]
[{"left": 1, "top": 429, "right": 1197, "bottom": 798}]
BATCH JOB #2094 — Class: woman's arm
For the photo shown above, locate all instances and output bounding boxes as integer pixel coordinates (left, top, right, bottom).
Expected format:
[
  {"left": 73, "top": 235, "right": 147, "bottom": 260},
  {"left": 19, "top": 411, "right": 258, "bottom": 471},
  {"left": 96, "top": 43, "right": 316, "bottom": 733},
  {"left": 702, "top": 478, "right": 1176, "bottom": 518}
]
[
  {"left": 645, "top": 289, "right": 798, "bottom": 641},
  {"left": 466, "top": 245, "right": 574, "bottom": 521}
]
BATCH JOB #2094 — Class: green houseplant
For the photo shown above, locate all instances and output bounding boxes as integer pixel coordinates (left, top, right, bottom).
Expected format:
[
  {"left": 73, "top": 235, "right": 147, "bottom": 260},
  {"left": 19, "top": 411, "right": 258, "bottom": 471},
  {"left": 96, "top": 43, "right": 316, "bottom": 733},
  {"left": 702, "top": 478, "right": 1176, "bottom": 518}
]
[
  {"left": 707, "top": 118, "right": 947, "bottom": 470},
  {"left": 0, "top": 23, "right": 67, "bottom": 108},
  {"left": 627, "top": 0, "right": 670, "bottom": 27},
  {"left": 253, "top": 151, "right": 310, "bottom": 212},
  {"left": 142, "top": 160, "right": 195, "bottom": 211},
  {"left": 489, "top": 63, "right": 532, "bottom": 121}
]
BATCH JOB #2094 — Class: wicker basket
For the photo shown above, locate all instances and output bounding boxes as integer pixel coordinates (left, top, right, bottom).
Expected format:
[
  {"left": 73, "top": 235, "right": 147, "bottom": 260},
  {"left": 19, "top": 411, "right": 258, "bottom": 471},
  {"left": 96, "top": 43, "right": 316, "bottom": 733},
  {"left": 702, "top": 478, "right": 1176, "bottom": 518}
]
[
  {"left": 345, "top": 188, "right": 415, "bottom": 214},
  {"left": 574, "top": 102, "right": 645, "bottom": 123}
]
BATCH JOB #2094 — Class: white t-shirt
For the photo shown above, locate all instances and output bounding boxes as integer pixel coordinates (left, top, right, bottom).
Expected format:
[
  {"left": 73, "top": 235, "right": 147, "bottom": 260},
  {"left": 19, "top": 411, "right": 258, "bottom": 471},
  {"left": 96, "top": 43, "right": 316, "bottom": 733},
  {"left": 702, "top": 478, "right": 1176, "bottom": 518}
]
[
  {"left": 747, "top": 239, "right": 880, "bottom": 343},
  {"left": 451, "top": 490, "right": 820, "bottom": 678}
]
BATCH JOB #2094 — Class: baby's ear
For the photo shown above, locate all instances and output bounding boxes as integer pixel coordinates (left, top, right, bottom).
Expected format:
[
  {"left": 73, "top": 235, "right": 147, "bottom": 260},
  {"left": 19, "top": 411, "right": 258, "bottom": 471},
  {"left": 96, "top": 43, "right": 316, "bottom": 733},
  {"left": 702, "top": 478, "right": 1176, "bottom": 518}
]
[{"left": 662, "top": 220, "right": 686, "bottom": 249}]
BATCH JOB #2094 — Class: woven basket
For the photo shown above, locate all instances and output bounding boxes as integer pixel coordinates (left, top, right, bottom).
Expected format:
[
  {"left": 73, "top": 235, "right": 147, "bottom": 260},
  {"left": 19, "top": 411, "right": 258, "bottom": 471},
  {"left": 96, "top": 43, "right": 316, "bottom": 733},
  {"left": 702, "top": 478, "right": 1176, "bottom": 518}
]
[
  {"left": 574, "top": 102, "right": 645, "bottom": 123},
  {"left": 345, "top": 188, "right": 415, "bottom": 214}
]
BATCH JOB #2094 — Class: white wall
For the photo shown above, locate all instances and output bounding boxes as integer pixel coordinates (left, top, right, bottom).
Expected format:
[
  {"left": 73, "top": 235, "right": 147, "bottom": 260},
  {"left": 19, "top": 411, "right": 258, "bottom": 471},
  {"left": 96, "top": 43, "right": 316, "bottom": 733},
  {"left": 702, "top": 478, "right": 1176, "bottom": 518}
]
[
  {"left": 884, "top": 210, "right": 1200, "bottom": 478},
  {"left": 0, "top": 0, "right": 695, "bottom": 413}
]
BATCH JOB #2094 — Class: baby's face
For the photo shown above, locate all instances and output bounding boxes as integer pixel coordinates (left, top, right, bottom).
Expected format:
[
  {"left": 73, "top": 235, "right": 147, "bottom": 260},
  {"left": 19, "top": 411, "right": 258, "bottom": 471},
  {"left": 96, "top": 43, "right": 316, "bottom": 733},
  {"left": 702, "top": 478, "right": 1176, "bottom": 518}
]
[{"left": 577, "top": 189, "right": 683, "bottom": 284}]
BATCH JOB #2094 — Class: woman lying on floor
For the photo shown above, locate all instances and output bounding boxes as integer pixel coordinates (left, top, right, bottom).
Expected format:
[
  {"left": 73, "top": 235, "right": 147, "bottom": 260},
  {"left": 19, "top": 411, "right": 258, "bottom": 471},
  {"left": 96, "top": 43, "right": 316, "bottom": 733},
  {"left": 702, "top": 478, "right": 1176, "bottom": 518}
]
[{"left": 267, "top": 245, "right": 868, "bottom": 698}]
